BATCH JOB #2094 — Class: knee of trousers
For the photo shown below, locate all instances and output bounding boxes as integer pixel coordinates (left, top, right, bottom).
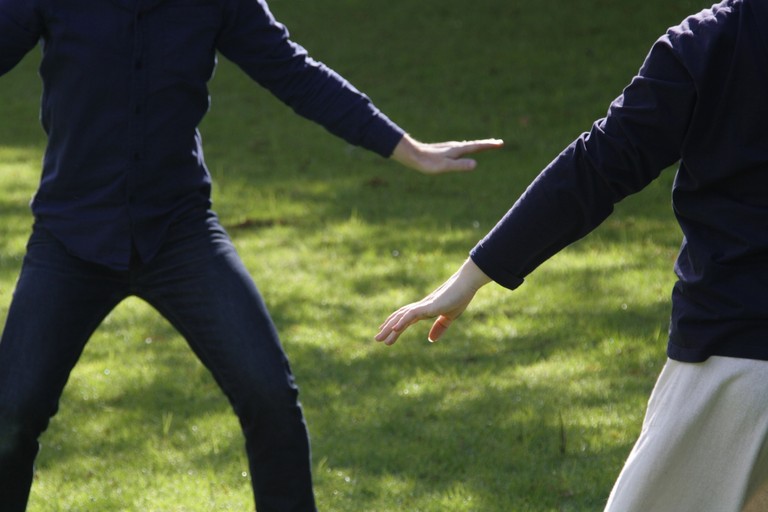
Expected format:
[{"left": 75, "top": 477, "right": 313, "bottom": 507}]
[
  {"left": 225, "top": 355, "right": 304, "bottom": 415},
  {"left": 226, "top": 375, "right": 308, "bottom": 438},
  {"left": 0, "top": 413, "right": 40, "bottom": 468},
  {"left": 233, "top": 379, "right": 303, "bottom": 420}
]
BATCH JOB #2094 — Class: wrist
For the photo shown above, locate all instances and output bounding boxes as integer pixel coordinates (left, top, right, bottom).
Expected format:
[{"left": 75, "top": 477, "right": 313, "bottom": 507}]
[
  {"left": 457, "top": 258, "right": 492, "bottom": 292},
  {"left": 391, "top": 133, "right": 423, "bottom": 169}
]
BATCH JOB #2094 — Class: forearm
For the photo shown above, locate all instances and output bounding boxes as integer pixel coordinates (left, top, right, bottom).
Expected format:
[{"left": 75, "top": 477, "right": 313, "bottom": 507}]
[
  {"left": 217, "top": 0, "right": 404, "bottom": 158},
  {"left": 471, "top": 39, "right": 695, "bottom": 289},
  {"left": 469, "top": 141, "right": 618, "bottom": 290},
  {"left": 278, "top": 67, "right": 404, "bottom": 157}
]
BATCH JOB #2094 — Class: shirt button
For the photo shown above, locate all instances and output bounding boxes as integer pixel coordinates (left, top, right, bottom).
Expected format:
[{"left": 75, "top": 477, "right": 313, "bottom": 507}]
[{"left": 135, "top": 60, "right": 143, "bottom": 70}]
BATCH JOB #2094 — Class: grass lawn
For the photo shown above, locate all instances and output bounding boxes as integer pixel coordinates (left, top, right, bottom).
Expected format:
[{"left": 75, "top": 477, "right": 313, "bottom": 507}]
[{"left": 1, "top": 0, "right": 702, "bottom": 510}]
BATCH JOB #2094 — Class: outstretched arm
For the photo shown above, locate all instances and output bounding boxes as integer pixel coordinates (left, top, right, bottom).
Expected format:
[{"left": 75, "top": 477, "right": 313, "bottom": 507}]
[
  {"left": 376, "top": 27, "right": 698, "bottom": 346},
  {"left": 375, "top": 258, "right": 492, "bottom": 345},
  {"left": 218, "top": 1, "right": 504, "bottom": 164},
  {"left": 391, "top": 134, "right": 504, "bottom": 174}
]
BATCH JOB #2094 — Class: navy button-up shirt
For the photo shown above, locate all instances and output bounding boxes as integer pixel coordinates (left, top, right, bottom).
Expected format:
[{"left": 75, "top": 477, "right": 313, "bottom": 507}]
[{"left": 0, "top": 0, "right": 404, "bottom": 269}]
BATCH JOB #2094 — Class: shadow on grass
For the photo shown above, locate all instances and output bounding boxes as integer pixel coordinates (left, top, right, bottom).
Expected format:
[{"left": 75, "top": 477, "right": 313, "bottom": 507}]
[
  {"left": 3, "top": 3, "right": 693, "bottom": 508},
  {"left": 29, "top": 271, "right": 668, "bottom": 511}
]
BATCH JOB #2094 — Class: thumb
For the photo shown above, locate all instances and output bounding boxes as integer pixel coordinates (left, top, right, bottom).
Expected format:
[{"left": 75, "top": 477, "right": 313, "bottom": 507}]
[{"left": 427, "top": 315, "right": 453, "bottom": 343}]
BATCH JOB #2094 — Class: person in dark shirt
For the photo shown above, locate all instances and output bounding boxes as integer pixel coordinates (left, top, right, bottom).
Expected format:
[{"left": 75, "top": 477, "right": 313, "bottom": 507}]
[
  {"left": 376, "top": 0, "right": 768, "bottom": 510},
  {"left": 0, "top": 0, "right": 502, "bottom": 510}
]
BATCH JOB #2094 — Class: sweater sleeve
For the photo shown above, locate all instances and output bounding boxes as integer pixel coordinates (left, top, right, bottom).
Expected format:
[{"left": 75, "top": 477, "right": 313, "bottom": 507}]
[
  {"left": 0, "top": 0, "right": 41, "bottom": 76},
  {"left": 216, "top": 0, "right": 404, "bottom": 158},
  {"left": 470, "top": 35, "right": 696, "bottom": 290}
]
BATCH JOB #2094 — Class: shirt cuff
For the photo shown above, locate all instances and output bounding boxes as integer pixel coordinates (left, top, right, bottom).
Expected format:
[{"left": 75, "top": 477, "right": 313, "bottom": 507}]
[
  {"left": 357, "top": 112, "right": 405, "bottom": 158},
  {"left": 469, "top": 245, "right": 524, "bottom": 291}
]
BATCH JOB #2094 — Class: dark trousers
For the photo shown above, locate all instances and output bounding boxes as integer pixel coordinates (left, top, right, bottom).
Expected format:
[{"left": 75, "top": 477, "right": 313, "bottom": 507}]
[{"left": 0, "top": 213, "right": 316, "bottom": 511}]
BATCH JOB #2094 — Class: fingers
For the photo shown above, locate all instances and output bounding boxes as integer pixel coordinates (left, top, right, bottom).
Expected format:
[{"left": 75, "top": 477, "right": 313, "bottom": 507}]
[
  {"left": 375, "top": 303, "right": 456, "bottom": 346},
  {"left": 375, "top": 305, "right": 421, "bottom": 346},
  {"left": 375, "top": 321, "right": 404, "bottom": 346},
  {"left": 375, "top": 311, "right": 453, "bottom": 346},
  {"left": 375, "top": 301, "right": 430, "bottom": 345},
  {"left": 430, "top": 138, "right": 504, "bottom": 150},
  {"left": 449, "top": 139, "right": 505, "bottom": 155},
  {"left": 379, "top": 329, "right": 402, "bottom": 346},
  {"left": 427, "top": 139, "right": 504, "bottom": 174},
  {"left": 427, "top": 315, "right": 452, "bottom": 342},
  {"left": 392, "top": 134, "right": 504, "bottom": 175}
]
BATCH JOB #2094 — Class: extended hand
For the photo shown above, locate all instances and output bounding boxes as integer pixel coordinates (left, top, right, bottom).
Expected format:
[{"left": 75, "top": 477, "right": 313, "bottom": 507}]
[
  {"left": 375, "top": 259, "right": 492, "bottom": 345},
  {"left": 391, "top": 134, "right": 504, "bottom": 174}
]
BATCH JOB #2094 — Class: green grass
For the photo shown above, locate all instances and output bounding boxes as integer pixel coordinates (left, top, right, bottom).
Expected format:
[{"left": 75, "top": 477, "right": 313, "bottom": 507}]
[{"left": 0, "top": 0, "right": 701, "bottom": 510}]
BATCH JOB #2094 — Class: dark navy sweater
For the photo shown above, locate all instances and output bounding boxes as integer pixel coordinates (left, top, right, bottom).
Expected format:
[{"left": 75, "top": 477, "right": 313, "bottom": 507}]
[
  {"left": 0, "top": 0, "right": 404, "bottom": 269},
  {"left": 471, "top": 0, "right": 768, "bottom": 362}
]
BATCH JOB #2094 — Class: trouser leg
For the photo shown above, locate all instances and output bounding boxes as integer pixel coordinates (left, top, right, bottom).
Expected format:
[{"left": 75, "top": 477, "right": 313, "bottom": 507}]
[
  {"left": 0, "top": 227, "right": 125, "bottom": 511},
  {"left": 134, "top": 215, "right": 316, "bottom": 512},
  {"left": 604, "top": 356, "right": 768, "bottom": 512}
]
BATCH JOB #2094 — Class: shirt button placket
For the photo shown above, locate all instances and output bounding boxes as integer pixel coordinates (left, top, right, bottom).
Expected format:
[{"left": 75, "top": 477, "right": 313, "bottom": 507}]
[{"left": 128, "top": 9, "right": 147, "bottom": 222}]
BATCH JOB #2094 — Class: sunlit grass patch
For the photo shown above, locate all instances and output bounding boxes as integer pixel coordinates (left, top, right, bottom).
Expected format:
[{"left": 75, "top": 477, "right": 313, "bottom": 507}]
[{"left": 0, "top": 0, "right": 701, "bottom": 510}]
